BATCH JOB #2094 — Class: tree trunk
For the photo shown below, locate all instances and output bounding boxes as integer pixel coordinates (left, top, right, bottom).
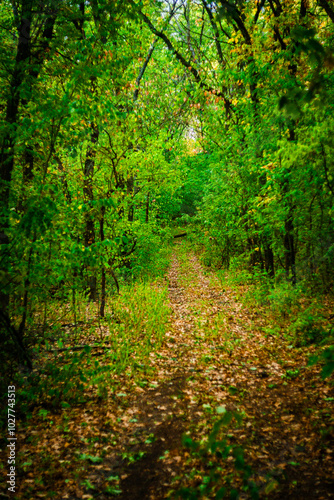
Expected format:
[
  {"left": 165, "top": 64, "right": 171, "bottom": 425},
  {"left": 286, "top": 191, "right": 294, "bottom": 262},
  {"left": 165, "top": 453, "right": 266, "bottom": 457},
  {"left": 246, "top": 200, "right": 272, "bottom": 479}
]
[
  {"left": 264, "top": 244, "right": 275, "bottom": 278},
  {"left": 0, "top": 3, "right": 33, "bottom": 312},
  {"left": 0, "top": 2, "right": 57, "bottom": 312},
  {"left": 283, "top": 128, "right": 297, "bottom": 284},
  {"left": 99, "top": 206, "right": 106, "bottom": 317},
  {"left": 0, "top": 3, "right": 32, "bottom": 206},
  {"left": 127, "top": 175, "right": 134, "bottom": 222},
  {"left": 284, "top": 213, "right": 296, "bottom": 283},
  {"left": 83, "top": 121, "right": 99, "bottom": 301}
]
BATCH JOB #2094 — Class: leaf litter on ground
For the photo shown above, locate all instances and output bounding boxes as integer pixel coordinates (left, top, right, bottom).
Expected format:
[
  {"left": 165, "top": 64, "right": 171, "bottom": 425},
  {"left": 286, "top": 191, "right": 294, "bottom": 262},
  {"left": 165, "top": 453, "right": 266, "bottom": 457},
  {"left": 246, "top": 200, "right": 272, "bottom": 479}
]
[{"left": 1, "top": 242, "right": 333, "bottom": 499}]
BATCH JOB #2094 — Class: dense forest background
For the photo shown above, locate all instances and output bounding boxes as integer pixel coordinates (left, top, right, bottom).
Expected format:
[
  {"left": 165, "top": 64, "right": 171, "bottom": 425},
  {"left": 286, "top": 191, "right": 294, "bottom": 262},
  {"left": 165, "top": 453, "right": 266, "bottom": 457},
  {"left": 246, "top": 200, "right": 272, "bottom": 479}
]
[
  {"left": 2, "top": 0, "right": 334, "bottom": 373},
  {"left": 1, "top": 0, "right": 334, "bottom": 499}
]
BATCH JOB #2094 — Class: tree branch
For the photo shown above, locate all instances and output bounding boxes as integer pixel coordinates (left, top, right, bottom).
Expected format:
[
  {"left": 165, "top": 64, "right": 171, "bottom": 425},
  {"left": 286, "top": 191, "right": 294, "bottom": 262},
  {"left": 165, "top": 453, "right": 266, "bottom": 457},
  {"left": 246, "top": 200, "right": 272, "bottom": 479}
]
[
  {"left": 134, "top": 38, "right": 158, "bottom": 101},
  {"left": 253, "top": 0, "right": 266, "bottom": 24},
  {"left": 219, "top": 1, "right": 251, "bottom": 45},
  {"left": 317, "top": 0, "right": 334, "bottom": 24},
  {"left": 136, "top": 5, "right": 232, "bottom": 114},
  {"left": 202, "top": 0, "right": 224, "bottom": 65}
]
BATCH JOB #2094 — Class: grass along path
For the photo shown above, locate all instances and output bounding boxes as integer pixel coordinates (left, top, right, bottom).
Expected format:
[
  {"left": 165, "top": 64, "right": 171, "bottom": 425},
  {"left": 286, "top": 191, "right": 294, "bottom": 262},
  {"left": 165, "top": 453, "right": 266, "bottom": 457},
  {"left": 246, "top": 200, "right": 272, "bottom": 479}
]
[{"left": 3, "top": 242, "right": 334, "bottom": 499}]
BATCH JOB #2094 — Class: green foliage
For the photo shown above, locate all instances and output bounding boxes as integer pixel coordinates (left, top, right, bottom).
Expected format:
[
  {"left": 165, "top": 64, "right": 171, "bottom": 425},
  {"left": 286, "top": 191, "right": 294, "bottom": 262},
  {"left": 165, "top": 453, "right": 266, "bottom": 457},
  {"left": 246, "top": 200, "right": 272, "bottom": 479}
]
[
  {"left": 287, "top": 307, "right": 329, "bottom": 347},
  {"left": 111, "top": 281, "right": 169, "bottom": 353},
  {"left": 282, "top": 369, "right": 300, "bottom": 380},
  {"left": 267, "top": 281, "right": 302, "bottom": 317},
  {"left": 1, "top": 3, "right": 334, "bottom": 484},
  {"left": 321, "top": 347, "right": 334, "bottom": 378},
  {"left": 128, "top": 224, "right": 172, "bottom": 280},
  {"left": 0, "top": 280, "right": 170, "bottom": 425},
  {"left": 121, "top": 450, "right": 146, "bottom": 464},
  {"left": 309, "top": 346, "right": 334, "bottom": 379},
  {"left": 174, "top": 409, "right": 258, "bottom": 500},
  {"left": 18, "top": 347, "right": 93, "bottom": 412},
  {"left": 79, "top": 454, "right": 103, "bottom": 464},
  {"left": 1, "top": 0, "right": 334, "bottom": 380}
]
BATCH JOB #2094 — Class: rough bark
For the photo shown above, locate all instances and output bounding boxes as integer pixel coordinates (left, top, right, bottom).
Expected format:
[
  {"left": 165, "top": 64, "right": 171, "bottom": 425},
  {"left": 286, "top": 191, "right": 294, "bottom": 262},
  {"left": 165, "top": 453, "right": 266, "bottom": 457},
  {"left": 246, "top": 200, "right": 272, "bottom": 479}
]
[
  {"left": 83, "top": 122, "right": 99, "bottom": 301},
  {"left": 317, "top": 0, "right": 334, "bottom": 24},
  {"left": 99, "top": 206, "right": 106, "bottom": 317}
]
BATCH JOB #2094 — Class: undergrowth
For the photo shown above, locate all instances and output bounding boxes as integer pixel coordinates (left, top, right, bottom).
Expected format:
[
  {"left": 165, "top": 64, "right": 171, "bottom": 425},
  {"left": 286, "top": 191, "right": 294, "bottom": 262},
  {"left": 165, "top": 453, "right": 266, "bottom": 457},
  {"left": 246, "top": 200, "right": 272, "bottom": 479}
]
[
  {"left": 182, "top": 232, "right": 334, "bottom": 379},
  {"left": 219, "top": 265, "right": 333, "bottom": 348},
  {"left": 1, "top": 278, "right": 171, "bottom": 428},
  {"left": 172, "top": 408, "right": 259, "bottom": 500}
]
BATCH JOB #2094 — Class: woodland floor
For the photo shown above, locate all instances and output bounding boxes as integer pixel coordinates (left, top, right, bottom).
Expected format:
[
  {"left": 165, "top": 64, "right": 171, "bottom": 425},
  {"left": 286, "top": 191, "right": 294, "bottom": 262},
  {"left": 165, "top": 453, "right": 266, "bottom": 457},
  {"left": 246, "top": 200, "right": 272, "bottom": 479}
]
[{"left": 1, "top": 242, "right": 334, "bottom": 499}]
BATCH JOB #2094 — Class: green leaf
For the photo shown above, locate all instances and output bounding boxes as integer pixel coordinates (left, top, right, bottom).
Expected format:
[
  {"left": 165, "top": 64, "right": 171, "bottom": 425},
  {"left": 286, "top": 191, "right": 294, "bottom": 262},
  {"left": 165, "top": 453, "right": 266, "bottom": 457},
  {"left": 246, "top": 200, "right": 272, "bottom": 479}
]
[
  {"left": 322, "top": 362, "right": 334, "bottom": 379},
  {"left": 105, "top": 486, "right": 122, "bottom": 495},
  {"left": 79, "top": 454, "right": 103, "bottom": 463},
  {"left": 215, "top": 487, "right": 227, "bottom": 499},
  {"left": 106, "top": 475, "right": 120, "bottom": 482}
]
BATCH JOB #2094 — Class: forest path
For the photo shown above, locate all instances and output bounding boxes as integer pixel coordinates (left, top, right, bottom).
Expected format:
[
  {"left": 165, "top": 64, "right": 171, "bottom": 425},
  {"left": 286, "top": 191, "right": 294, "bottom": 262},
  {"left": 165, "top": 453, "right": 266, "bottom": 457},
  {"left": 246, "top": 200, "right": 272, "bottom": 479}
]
[
  {"left": 13, "top": 243, "right": 333, "bottom": 500},
  {"left": 112, "top": 242, "right": 334, "bottom": 500}
]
